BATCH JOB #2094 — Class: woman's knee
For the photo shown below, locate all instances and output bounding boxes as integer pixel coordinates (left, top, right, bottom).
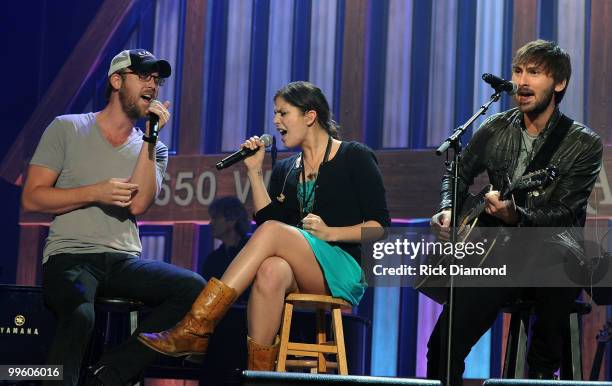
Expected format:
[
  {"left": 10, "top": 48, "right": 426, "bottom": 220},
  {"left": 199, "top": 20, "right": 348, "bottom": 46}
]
[
  {"left": 252, "top": 220, "right": 290, "bottom": 241},
  {"left": 253, "top": 257, "right": 294, "bottom": 295}
]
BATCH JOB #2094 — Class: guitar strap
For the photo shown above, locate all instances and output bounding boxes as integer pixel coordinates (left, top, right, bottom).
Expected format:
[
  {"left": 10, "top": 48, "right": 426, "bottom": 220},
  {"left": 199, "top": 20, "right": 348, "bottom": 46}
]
[
  {"left": 513, "top": 113, "right": 573, "bottom": 206},
  {"left": 523, "top": 113, "right": 573, "bottom": 175}
]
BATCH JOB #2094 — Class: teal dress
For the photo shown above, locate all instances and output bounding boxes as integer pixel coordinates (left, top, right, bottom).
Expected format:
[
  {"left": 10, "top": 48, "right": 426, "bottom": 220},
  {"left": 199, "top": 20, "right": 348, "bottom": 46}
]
[{"left": 297, "top": 180, "right": 366, "bottom": 305}]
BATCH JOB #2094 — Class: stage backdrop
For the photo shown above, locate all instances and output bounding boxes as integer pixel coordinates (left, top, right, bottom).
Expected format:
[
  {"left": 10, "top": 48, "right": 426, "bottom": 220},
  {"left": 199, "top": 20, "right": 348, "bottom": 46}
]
[{"left": 2, "top": 0, "right": 612, "bottom": 381}]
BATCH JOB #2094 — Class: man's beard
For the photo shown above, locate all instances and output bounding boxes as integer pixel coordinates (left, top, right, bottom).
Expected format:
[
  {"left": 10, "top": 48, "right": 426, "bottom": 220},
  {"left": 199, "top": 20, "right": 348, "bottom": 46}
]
[
  {"left": 119, "top": 87, "right": 145, "bottom": 121},
  {"left": 520, "top": 84, "right": 555, "bottom": 118}
]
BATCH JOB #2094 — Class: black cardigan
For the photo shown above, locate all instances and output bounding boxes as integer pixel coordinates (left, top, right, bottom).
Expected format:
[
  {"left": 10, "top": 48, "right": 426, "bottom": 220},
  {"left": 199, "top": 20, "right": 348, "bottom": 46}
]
[{"left": 254, "top": 141, "right": 390, "bottom": 263}]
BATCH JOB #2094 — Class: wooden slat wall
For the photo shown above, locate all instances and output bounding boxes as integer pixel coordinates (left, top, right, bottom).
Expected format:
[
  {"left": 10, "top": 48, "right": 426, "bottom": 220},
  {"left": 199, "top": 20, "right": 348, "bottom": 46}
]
[
  {"left": 512, "top": 0, "right": 538, "bottom": 54},
  {"left": 588, "top": 0, "right": 612, "bottom": 144},
  {"left": 171, "top": 223, "right": 201, "bottom": 271},
  {"left": 178, "top": 0, "right": 207, "bottom": 155},
  {"left": 584, "top": 0, "right": 612, "bottom": 376},
  {"left": 339, "top": 0, "right": 367, "bottom": 142},
  {"left": 16, "top": 225, "right": 47, "bottom": 285}
]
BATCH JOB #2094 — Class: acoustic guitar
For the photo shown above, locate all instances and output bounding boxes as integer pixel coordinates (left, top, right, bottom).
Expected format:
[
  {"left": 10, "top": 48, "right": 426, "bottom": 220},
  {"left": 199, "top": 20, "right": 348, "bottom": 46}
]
[{"left": 414, "top": 166, "right": 558, "bottom": 290}]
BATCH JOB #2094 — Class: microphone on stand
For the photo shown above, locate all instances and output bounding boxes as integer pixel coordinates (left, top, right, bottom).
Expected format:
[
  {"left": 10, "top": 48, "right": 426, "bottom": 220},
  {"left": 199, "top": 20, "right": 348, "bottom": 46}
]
[
  {"left": 216, "top": 134, "right": 273, "bottom": 170},
  {"left": 482, "top": 73, "right": 518, "bottom": 95}
]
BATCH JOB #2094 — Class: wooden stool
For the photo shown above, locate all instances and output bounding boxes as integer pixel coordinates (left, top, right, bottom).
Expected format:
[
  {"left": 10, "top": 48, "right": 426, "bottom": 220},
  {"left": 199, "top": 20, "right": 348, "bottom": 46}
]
[{"left": 276, "top": 293, "right": 352, "bottom": 375}]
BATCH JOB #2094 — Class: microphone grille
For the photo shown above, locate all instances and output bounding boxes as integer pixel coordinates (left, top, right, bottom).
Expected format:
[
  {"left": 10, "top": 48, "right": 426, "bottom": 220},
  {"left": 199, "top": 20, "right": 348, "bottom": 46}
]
[
  {"left": 508, "top": 81, "right": 518, "bottom": 96},
  {"left": 261, "top": 134, "right": 273, "bottom": 147}
]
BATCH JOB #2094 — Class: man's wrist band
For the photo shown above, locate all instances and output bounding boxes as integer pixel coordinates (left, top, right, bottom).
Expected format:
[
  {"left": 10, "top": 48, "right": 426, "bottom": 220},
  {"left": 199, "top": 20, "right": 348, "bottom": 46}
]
[{"left": 142, "top": 134, "right": 156, "bottom": 144}]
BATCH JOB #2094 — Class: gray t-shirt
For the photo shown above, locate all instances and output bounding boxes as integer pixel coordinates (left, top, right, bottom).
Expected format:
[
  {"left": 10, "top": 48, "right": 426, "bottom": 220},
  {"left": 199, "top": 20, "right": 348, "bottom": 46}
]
[
  {"left": 30, "top": 113, "right": 168, "bottom": 263},
  {"left": 512, "top": 129, "right": 539, "bottom": 182}
]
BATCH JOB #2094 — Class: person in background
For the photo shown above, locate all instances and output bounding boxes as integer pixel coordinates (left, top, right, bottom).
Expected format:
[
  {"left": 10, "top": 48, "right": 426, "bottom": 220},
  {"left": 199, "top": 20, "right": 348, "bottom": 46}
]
[{"left": 200, "top": 196, "right": 251, "bottom": 303}]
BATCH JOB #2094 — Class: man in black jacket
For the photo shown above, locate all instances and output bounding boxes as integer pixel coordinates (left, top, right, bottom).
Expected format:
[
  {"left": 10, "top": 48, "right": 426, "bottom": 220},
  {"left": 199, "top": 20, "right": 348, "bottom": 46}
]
[{"left": 428, "top": 40, "right": 602, "bottom": 385}]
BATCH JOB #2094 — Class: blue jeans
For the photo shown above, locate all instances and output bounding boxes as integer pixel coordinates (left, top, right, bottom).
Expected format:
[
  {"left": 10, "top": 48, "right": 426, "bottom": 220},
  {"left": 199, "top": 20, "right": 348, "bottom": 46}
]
[{"left": 42, "top": 252, "right": 205, "bottom": 386}]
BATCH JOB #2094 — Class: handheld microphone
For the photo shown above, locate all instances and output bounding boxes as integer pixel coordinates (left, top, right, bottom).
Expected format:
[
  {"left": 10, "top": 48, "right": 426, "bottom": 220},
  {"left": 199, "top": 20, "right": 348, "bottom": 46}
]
[
  {"left": 482, "top": 73, "right": 518, "bottom": 95},
  {"left": 216, "top": 134, "right": 273, "bottom": 170},
  {"left": 148, "top": 112, "right": 160, "bottom": 143}
]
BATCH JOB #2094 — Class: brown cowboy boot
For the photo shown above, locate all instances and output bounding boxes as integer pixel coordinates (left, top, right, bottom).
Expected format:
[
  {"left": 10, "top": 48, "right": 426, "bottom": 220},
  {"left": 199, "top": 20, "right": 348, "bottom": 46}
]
[
  {"left": 247, "top": 335, "right": 280, "bottom": 371},
  {"left": 138, "top": 277, "right": 237, "bottom": 356}
]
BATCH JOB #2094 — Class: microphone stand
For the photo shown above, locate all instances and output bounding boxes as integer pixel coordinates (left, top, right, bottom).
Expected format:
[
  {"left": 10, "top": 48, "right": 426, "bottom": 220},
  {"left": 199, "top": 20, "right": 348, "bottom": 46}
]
[{"left": 435, "top": 90, "right": 503, "bottom": 386}]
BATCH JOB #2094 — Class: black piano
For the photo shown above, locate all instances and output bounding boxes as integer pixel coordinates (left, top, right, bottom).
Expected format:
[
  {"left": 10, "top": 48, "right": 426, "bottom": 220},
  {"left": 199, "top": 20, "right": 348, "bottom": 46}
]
[{"left": 0, "top": 285, "right": 57, "bottom": 367}]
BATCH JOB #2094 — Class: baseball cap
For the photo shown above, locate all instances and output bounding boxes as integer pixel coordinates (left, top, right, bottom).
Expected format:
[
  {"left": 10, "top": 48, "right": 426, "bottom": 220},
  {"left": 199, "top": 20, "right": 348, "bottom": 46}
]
[{"left": 107, "top": 49, "right": 171, "bottom": 78}]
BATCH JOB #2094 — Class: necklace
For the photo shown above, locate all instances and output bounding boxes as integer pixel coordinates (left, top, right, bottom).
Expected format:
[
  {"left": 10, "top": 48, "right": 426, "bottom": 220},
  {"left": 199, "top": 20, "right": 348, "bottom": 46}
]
[
  {"left": 512, "top": 129, "right": 538, "bottom": 183},
  {"left": 298, "top": 135, "right": 332, "bottom": 220},
  {"left": 303, "top": 142, "right": 327, "bottom": 180},
  {"left": 520, "top": 129, "right": 537, "bottom": 163}
]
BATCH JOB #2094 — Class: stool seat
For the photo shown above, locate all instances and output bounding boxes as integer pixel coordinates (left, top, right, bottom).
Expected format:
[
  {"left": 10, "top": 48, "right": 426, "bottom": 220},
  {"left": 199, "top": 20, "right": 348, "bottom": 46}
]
[
  {"left": 276, "top": 293, "right": 350, "bottom": 375},
  {"left": 285, "top": 293, "right": 352, "bottom": 310},
  {"left": 94, "top": 297, "right": 144, "bottom": 337},
  {"left": 95, "top": 297, "right": 145, "bottom": 312}
]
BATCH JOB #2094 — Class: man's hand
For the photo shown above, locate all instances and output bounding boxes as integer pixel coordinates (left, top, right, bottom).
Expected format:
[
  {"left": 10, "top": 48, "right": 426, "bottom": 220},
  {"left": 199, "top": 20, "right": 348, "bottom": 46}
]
[
  {"left": 93, "top": 178, "right": 139, "bottom": 208},
  {"left": 146, "top": 100, "right": 171, "bottom": 134},
  {"left": 431, "top": 209, "right": 451, "bottom": 241},
  {"left": 484, "top": 190, "right": 519, "bottom": 224}
]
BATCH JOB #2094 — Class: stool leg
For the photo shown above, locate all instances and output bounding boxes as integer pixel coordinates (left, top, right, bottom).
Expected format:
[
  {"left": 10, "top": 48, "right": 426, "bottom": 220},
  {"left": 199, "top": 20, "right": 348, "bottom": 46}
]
[
  {"left": 129, "top": 311, "right": 142, "bottom": 386},
  {"left": 104, "top": 311, "right": 112, "bottom": 351},
  {"left": 129, "top": 310, "right": 138, "bottom": 335},
  {"left": 331, "top": 307, "right": 348, "bottom": 375},
  {"left": 515, "top": 311, "right": 529, "bottom": 379},
  {"left": 503, "top": 311, "right": 529, "bottom": 378},
  {"left": 276, "top": 302, "right": 293, "bottom": 372},
  {"left": 503, "top": 314, "right": 516, "bottom": 378},
  {"left": 316, "top": 309, "right": 327, "bottom": 374},
  {"left": 504, "top": 313, "right": 519, "bottom": 378},
  {"left": 561, "top": 313, "right": 582, "bottom": 380}
]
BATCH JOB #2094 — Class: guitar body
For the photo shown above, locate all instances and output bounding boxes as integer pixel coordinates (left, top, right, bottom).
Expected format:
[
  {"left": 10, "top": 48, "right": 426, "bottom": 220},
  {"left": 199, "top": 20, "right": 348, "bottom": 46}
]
[
  {"left": 415, "top": 167, "right": 558, "bottom": 294},
  {"left": 457, "top": 184, "right": 504, "bottom": 229}
]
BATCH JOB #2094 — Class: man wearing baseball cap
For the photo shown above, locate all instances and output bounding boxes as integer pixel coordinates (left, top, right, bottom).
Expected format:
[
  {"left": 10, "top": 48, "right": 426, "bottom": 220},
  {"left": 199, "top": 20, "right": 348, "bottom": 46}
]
[
  {"left": 22, "top": 49, "right": 205, "bottom": 385},
  {"left": 104, "top": 49, "right": 171, "bottom": 100}
]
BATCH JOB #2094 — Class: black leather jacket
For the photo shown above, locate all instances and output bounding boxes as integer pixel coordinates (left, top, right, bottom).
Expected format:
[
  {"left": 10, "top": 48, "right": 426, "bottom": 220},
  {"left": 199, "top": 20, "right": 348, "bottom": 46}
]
[{"left": 439, "top": 107, "right": 602, "bottom": 227}]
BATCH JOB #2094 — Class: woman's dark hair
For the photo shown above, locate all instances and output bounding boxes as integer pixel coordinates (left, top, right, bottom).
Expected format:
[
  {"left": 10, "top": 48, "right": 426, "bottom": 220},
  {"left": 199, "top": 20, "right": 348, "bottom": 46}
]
[{"left": 274, "top": 81, "right": 340, "bottom": 139}]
